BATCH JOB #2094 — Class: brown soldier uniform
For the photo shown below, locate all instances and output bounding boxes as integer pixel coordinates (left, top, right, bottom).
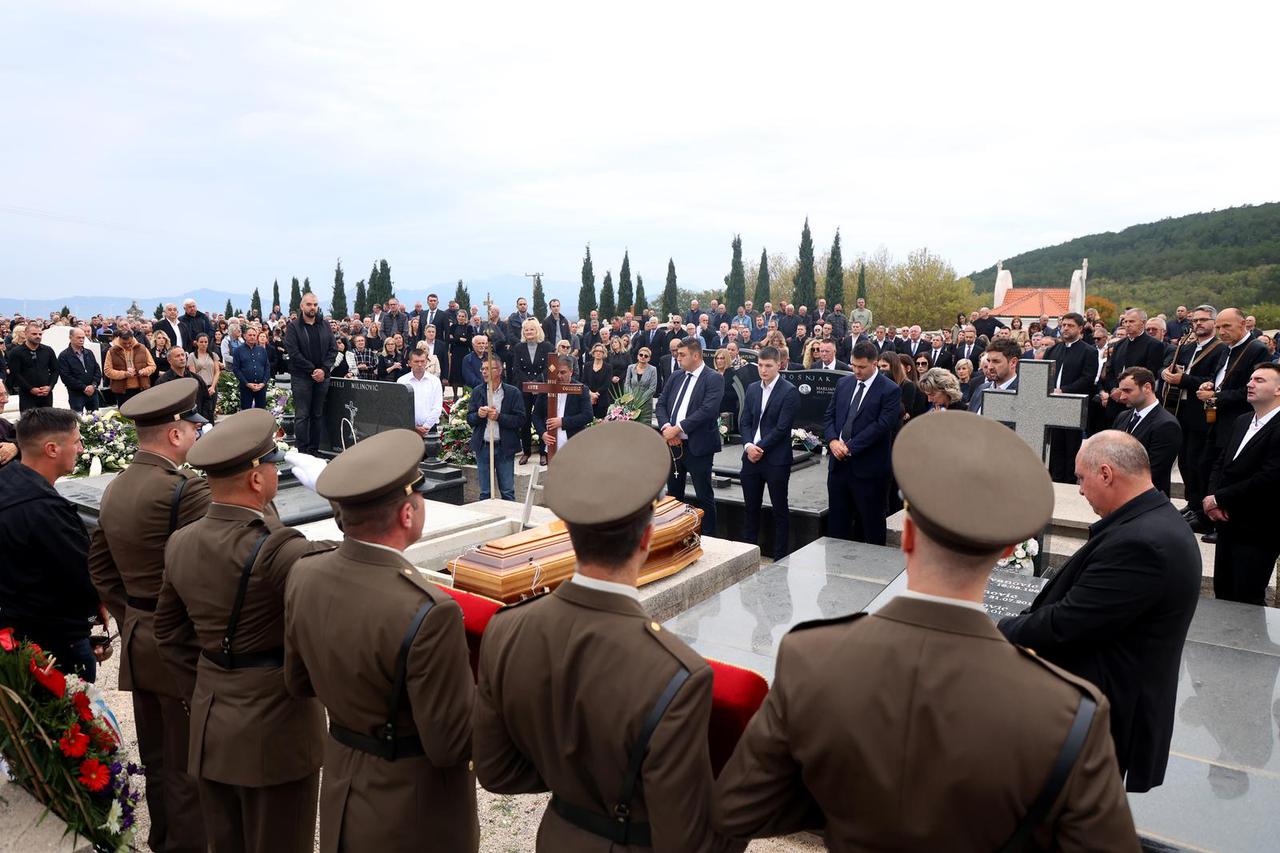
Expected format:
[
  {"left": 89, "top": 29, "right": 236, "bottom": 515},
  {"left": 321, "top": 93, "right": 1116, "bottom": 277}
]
[
  {"left": 155, "top": 409, "right": 331, "bottom": 852},
  {"left": 283, "top": 429, "right": 478, "bottom": 853},
  {"left": 712, "top": 412, "right": 1140, "bottom": 852},
  {"left": 474, "top": 421, "right": 739, "bottom": 852},
  {"left": 86, "top": 378, "right": 210, "bottom": 852}
]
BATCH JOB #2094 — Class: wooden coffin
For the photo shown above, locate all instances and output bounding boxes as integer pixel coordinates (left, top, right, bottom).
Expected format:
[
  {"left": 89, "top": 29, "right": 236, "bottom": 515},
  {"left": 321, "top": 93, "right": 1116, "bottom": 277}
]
[{"left": 447, "top": 496, "right": 704, "bottom": 603}]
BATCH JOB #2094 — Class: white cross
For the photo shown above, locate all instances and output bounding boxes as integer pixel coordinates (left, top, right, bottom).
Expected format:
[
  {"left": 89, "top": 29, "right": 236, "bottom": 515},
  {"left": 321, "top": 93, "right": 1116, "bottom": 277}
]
[{"left": 982, "top": 359, "right": 1089, "bottom": 464}]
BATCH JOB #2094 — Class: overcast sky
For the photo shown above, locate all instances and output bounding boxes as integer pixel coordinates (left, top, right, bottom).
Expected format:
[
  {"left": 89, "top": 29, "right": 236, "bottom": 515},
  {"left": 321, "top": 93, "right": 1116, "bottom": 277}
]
[{"left": 3, "top": 1, "right": 1278, "bottom": 300}]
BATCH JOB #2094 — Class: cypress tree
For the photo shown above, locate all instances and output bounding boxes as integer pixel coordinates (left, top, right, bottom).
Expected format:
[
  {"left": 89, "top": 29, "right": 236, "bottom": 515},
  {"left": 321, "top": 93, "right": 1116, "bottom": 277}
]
[
  {"left": 331, "top": 259, "right": 349, "bottom": 319},
  {"left": 599, "top": 270, "right": 615, "bottom": 320},
  {"left": 379, "top": 259, "right": 394, "bottom": 300},
  {"left": 224, "top": 298, "right": 235, "bottom": 318},
  {"left": 824, "top": 229, "right": 844, "bottom": 307},
  {"left": 754, "top": 247, "right": 771, "bottom": 306},
  {"left": 532, "top": 274, "right": 547, "bottom": 321},
  {"left": 272, "top": 279, "right": 281, "bottom": 312},
  {"left": 367, "top": 262, "right": 380, "bottom": 307},
  {"left": 726, "top": 234, "right": 747, "bottom": 312},
  {"left": 661, "top": 259, "right": 679, "bottom": 319},
  {"left": 250, "top": 287, "right": 263, "bottom": 318},
  {"left": 856, "top": 262, "right": 867, "bottom": 300},
  {"left": 454, "top": 279, "right": 470, "bottom": 312},
  {"left": 634, "top": 274, "right": 647, "bottom": 315},
  {"left": 793, "top": 218, "right": 817, "bottom": 310},
  {"left": 578, "top": 246, "right": 597, "bottom": 320},
  {"left": 302, "top": 277, "right": 312, "bottom": 295},
  {"left": 289, "top": 277, "right": 302, "bottom": 315},
  {"left": 354, "top": 279, "right": 367, "bottom": 317},
  {"left": 617, "top": 251, "right": 633, "bottom": 312},
  {"left": 60, "top": 305, "right": 71, "bottom": 318},
  {"left": 153, "top": 302, "right": 164, "bottom": 320}
]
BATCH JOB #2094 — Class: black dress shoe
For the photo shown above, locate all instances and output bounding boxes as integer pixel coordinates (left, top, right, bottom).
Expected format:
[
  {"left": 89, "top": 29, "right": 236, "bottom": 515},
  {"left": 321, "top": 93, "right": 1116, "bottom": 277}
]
[
  {"left": 518, "top": 453, "right": 530, "bottom": 466},
  {"left": 1201, "top": 531, "right": 1218, "bottom": 544},
  {"left": 1188, "top": 516, "right": 1213, "bottom": 534},
  {"left": 1180, "top": 508, "right": 1198, "bottom": 520},
  {"left": 539, "top": 452, "right": 548, "bottom": 466}
]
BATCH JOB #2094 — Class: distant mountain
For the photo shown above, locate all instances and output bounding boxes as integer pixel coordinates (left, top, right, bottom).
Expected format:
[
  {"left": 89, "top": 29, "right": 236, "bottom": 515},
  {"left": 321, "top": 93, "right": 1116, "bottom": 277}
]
[
  {"left": 0, "top": 288, "right": 246, "bottom": 320},
  {"left": 967, "top": 202, "right": 1280, "bottom": 293}
]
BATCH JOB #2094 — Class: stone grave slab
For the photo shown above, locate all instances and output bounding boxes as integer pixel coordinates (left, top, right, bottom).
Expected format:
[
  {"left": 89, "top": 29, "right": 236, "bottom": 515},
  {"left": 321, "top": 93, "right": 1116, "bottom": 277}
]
[
  {"left": 322, "top": 376, "right": 415, "bottom": 454},
  {"left": 781, "top": 367, "right": 849, "bottom": 437},
  {"left": 981, "top": 358, "right": 1088, "bottom": 463},
  {"left": 704, "top": 445, "right": 830, "bottom": 558}
]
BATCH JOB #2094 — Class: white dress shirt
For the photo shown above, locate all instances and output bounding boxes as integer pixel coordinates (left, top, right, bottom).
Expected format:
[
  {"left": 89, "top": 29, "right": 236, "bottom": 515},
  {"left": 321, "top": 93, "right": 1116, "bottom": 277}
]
[
  {"left": 671, "top": 364, "right": 705, "bottom": 439},
  {"left": 479, "top": 383, "right": 505, "bottom": 442},
  {"left": 1214, "top": 340, "right": 1248, "bottom": 389},
  {"left": 896, "top": 588, "right": 987, "bottom": 613},
  {"left": 1053, "top": 340, "right": 1074, "bottom": 390},
  {"left": 750, "top": 376, "right": 778, "bottom": 446},
  {"left": 1127, "top": 399, "right": 1160, "bottom": 432},
  {"left": 569, "top": 572, "right": 640, "bottom": 601},
  {"left": 398, "top": 369, "right": 443, "bottom": 429},
  {"left": 1233, "top": 405, "right": 1280, "bottom": 460}
]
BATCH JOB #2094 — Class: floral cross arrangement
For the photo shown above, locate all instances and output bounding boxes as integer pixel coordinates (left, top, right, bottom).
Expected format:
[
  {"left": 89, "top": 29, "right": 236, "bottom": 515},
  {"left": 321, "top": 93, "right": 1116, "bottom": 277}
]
[
  {"left": 74, "top": 411, "right": 138, "bottom": 477},
  {"left": 0, "top": 628, "right": 145, "bottom": 852}
]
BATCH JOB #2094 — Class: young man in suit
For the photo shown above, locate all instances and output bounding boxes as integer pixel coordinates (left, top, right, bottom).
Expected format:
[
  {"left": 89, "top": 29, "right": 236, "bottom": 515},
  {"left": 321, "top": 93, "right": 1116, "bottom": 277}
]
[
  {"left": 57, "top": 327, "right": 102, "bottom": 413},
  {"left": 967, "top": 338, "right": 1020, "bottom": 416},
  {"left": 822, "top": 341, "right": 901, "bottom": 545},
  {"left": 655, "top": 336, "right": 724, "bottom": 536},
  {"left": 1204, "top": 362, "right": 1280, "bottom": 605},
  {"left": 467, "top": 353, "right": 526, "bottom": 501},
  {"left": 534, "top": 356, "right": 593, "bottom": 453},
  {"left": 1113, "top": 367, "right": 1182, "bottom": 497},
  {"left": 738, "top": 346, "right": 800, "bottom": 557},
  {"left": 953, "top": 324, "right": 984, "bottom": 369},
  {"left": 541, "top": 298, "right": 572, "bottom": 348},
  {"left": 1000, "top": 431, "right": 1201, "bottom": 793},
  {"left": 421, "top": 293, "right": 450, "bottom": 340},
  {"left": 1045, "top": 313, "right": 1099, "bottom": 483}
]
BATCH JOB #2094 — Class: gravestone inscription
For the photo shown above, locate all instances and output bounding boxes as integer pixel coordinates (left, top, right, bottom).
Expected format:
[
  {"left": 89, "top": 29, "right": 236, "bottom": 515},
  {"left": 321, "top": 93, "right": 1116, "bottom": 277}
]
[
  {"left": 782, "top": 368, "right": 849, "bottom": 437},
  {"left": 322, "top": 377, "right": 415, "bottom": 455}
]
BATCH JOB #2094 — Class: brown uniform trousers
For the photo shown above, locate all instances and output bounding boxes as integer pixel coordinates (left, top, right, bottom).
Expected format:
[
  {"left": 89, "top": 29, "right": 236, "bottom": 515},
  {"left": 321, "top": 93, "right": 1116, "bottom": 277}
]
[
  {"left": 474, "top": 581, "right": 741, "bottom": 853},
  {"left": 283, "top": 538, "right": 479, "bottom": 853},
  {"left": 712, "top": 596, "right": 1141, "bottom": 852},
  {"left": 88, "top": 450, "right": 209, "bottom": 853},
  {"left": 156, "top": 503, "right": 332, "bottom": 853}
]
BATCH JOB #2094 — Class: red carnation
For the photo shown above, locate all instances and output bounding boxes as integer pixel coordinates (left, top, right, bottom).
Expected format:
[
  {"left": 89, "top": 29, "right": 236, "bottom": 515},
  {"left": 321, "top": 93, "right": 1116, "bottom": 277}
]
[
  {"left": 29, "top": 655, "right": 66, "bottom": 699},
  {"left": 71, "top": 690, "right": 93, "bottom": 722},
  {"left": 0, "top": 627, "right": 15, "bottom": 652},
  {"left": 59, "top": 723, "right": 89, "bottom": 758},
  {"left": 90, "top": 721, "right": 118, "bottom": 751},
  {"left": 77, "top": 758, "right": 110, "bottom": 792}
]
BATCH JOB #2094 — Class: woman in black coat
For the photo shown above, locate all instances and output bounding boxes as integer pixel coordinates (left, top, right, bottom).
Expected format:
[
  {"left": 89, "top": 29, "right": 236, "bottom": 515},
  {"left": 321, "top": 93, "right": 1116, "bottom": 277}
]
[
  {"left": 447, "top": 309, "right": 473, "bottom": 397},
  {"left": 581, "top": 342, "right": 613, "bottom": 420}
]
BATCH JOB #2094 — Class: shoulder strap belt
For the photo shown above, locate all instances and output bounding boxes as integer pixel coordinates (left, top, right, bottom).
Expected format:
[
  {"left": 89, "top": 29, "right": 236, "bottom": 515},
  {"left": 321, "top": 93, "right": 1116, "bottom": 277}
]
[
  {"left": 201, "top": 647, "right": 284, "bottom": 669},
  {"left": 549, "top": 666, "right": 690, "bottom": 847},
  {"left": 997, "top": 694, "right": 1097, "bottom": 853},
  {"left": 218, "top": 530, "right": 272, "bottom": 668},
  {"left": 168, "top": 477, "right": 189, "bottom": 534}
]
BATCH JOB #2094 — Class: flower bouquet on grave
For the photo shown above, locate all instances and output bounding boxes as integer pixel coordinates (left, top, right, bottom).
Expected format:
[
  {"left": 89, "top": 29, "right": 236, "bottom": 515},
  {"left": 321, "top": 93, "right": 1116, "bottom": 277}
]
[
  {"left": 790, "top": 428, "right": 821, "bottom": 452},
  {"left": 0, "top": 628, "right": 145, "bottom": 853},
  {"left": 440, "top": 387, "right": 475, "bottom": 465},
  {"left": 604, "top": 384, "right": 652, "bottom": 422},
  {"left": 266, "top": 383, "right": 294, "bottom": 438},
  {"left": 73, "top": 410, "right": 138, "bottom": 477},
  {"left": 216, "top": 370, "right": 240, "bottom": 416},
  {"left": 995, "top": 537, "right": 1039, "bottom": 575}
]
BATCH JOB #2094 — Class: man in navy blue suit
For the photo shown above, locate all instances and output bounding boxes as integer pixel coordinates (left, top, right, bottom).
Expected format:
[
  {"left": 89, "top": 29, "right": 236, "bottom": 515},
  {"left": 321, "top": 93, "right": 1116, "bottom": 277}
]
[
  {"left": 534, "top": 355, "right": 593, "bottom": 452},
  {"left": 738, "top": 345, "right": 800, "bottom": 556},
  {"left": 823, "top": 340, "right": 902, "bottom": 544},
  {"left": 656, "top": 336, "right": 724, "bottom": 536}
]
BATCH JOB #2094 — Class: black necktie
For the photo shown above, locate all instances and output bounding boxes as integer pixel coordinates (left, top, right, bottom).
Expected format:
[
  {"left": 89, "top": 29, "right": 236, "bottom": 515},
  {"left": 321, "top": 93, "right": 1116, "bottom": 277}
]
[
  {"left": 1129, "top": 412, "right": 1142, "bottom": 434},
  {"left": 841, "top": 381, "right": 866, "bottom": 440},
  {"left": 670, "top": 373, "right": 693, "bottom": 427}
]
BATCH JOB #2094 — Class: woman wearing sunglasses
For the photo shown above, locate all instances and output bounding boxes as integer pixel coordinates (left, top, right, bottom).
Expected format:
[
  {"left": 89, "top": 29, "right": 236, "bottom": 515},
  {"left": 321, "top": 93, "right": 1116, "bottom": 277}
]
[{"left": 624, "top": 346, "right": 658, "bottom": 425}]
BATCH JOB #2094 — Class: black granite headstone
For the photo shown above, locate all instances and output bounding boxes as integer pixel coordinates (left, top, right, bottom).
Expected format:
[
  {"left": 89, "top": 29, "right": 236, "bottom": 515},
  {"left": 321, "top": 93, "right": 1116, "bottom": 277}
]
[
  {"left": 322, "top": 377, "right": 415, "bottom": 455},
  {"left": 982, "top": 571, "right": 1047, "bottom": 619},
  {"left": 783, "top": 368, "right": 849, "bottom": 436}
]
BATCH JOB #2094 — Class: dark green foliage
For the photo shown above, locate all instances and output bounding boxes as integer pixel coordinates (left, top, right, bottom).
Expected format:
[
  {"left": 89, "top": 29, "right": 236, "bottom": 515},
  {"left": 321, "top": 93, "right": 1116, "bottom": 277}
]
[
  {"left": 599, "top": 270, "right": 615, "bottom": 320},
  {"left": 662, "top": 259, "right": 679, "bottom": 318},
  {"left": 793, "top": 218, "right": 817, "bottom": 310},
  {"left": 578, "top": 246, "right": 597, "bottom": 319},
  {"left": 824, "top": 230, "right": 844, "bottom": 306},
  {"left": 272, "top": 279, "right": 281, "bottom": 312},
  {"left": 366, "top": 263, "right": 380, "bottom": 308},
  {"left": 532, "top": 274, "right": 547, "bottom": 320},
  {"left": 857, "top": 262, "right": 866, "bottom": 300},
  {"left": 1091, "top": 265, "right": 1280, "bottom": 318},
  {"left": 967, "top": 203, "right": 1280, "bottom": 293},
  {"left": 726, "top": 235, "right": 747, "bottom": 312},
  {"left": 302, "top": 277, "right": 312, "bottom": 295},
  {"left": 617, "top": 252, "right": 633, "bottom": 312},
  {"left": 454, "top": 279, "right": 470, "bottom": 313},
  {"left": 289, "top": 277, "right": 302, "bottom": 315},
  {"left": 331, "top": 259, "right": 349, "bottom": 320},
  {"left": 754, "top": 247, "right": 771, "bottom": 306},
  {"left": 634, "top": 274, "right": 647, "bottom": 315},
  {"left": 153, "top": 303, "right": 163, "bottom": 320},
  {"left": 379, "top": 260, "right": 393, "bottom": 301},
  {"left": 224, "top": 299, "right": 235, "bottom": 317},
  {"left": 250, "top": 287, "right": 262, "bottom": 318},
  {"left": 60, "top": 305, "right": 71, "bottom": 318},
  {"left": 354, "top": 279, "right": 367, "bottom": 317}
]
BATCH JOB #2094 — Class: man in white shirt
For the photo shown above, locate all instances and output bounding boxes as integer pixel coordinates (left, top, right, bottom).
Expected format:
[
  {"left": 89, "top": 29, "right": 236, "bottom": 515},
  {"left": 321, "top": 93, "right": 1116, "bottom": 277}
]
[
  {"left": 738, "top": 346, "right": 800, "bottom": 556},
  {"left": 398, "top": 350, "right": 442, "bottom": 443}
]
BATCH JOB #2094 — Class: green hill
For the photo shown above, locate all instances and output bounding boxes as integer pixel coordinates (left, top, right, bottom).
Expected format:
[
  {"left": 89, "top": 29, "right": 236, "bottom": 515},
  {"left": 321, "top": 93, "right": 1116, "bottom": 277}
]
[{"left": 968, "top": 202, "right": 1280, "bottom": 293}]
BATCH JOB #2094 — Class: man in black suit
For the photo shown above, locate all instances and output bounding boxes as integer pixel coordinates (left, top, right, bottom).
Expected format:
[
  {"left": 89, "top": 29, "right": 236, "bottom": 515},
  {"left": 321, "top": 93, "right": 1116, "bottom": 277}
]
[
  {"left": 896, "top": 325, "right": 927, "bottom": 359},
  {"left": 7, "top": 321, "right": 58, "bottom": 411},
  {"left": 656, "top": 337, "right": 680, "bottom": 395},
  {"left": 1113, "top": 367, "right": 1181, "bottom": 497},
  {"left": 656, "top": 336, "right": 724, "bottom": 536},
  {"left": 57, "top": 327, "right": 102, "bottom": 413},
  {"left": 921, "top": 333, "right": 953, "bottom": 372},
  {"left": 153, "top": 303, "right": 185, "bottom": 352},
  {"left": 813, "top": 341, "right": 849, "bottom": 372},
  {"left": 177, "top": 299, "right": 214, "bottom": 353},
  {"left": 1161, "top": 305, "right": 1227, "bottom": 528},
  {"left": 836, "top": 321, "right": 869, "bottom": 363},
  {"left": 421, "top": 293, "right": 450, "bottom": 340},
  {"left": 953, "top": 324, "right": 984, "bottom": 369},
  {"left": 1204, "top": 362, "right": 1280, "bottom": 605},
  {"left": 1045, "top": 313, "right": 1099, "bottom": 483},
  {"left": 823, "top": 341, "right": 901, "bottom": 545},
  {"left": 534, "top": 355, "right": 593, "bottom": 453},
  {"left": 967, "top": 338, "right": 1020, "bottom": 416},
  {"left": 737, "top": 346, "right": 800, "bottom": 557},
  {"left": 1000, "top": 430, "right": 1201, "bottom": 793},
  {"left": 633, "top": 318, "right": 667, "bottom": 361},
  {"left": 1101, "top": 309, "right": 1166, "bottom": 424},
  {"left": 541, "top": 298, "right": 572, "bottom": 348}
]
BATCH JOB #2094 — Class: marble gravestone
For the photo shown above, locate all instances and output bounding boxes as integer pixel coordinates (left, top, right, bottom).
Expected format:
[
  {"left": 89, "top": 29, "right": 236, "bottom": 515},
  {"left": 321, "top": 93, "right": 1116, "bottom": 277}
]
[
  {"left": 321, "top": 376, "right": 415, "bottom": 455},
  {"left": 40, "top": 324, "right": 73, "bottom": 409},
  {"left": 781, "top": 367, "right": 847, "bottom": 438},
  {"left": 982, "top": 358, "right": 1088, "bottom": 463}
]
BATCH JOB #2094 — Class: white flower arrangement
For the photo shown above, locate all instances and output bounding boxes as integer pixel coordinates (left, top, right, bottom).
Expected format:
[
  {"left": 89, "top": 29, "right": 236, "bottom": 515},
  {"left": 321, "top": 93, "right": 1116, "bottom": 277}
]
[
  {"left": 996, "top": 537, "right": 1040, "bottom": 575},
  {"left": 790, "top": 428, "right": 821, "bottom": 451}
]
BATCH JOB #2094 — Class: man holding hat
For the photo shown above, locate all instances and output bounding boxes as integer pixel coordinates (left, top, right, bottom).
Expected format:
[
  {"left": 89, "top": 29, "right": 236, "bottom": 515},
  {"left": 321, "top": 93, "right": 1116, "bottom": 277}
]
[
  {"left": 87, "top": 378, "right": 211, "bottom": 853},
  {"left": 474, "top": 421, "right": 735, "bottom": 852},
  {"left": 713, "top": 412, "right": 1139, "bottom": 851},
  {"left": 282, "top": 429, "right": 478, "bottom": 853},
  {"left": 155, "top": 409, "right": 330, "bottom": 853}
]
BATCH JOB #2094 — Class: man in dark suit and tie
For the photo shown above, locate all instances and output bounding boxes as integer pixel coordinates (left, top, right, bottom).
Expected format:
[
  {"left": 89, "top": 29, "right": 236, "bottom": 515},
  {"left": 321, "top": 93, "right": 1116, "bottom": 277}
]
[
  {"left": 923, "top": 332, "right": 954, "bottom": 372},
  {"left": 656, "top": 337, "right": 680, "bottom": 395},
  {"left": 1045, "top": 313, "right": 1099, "bottom": 482},
  {"left": 737, "top": 346, "right": 800, "bottom": 557},
  {"left": 1101, "top": 309, "right": 1166, "bottom": 423},
  {"left": 1204, "top": 362, "right": 1280, "bottom": 605},
  {"left": 56, "top": 327, "right": 102, "bottom": 413},
  {"left": 534, "top": 355, "right": 593, "bottom": 451},
  {"left": 823, "top": 341, "right": 901, "bottom": 545},
  {"left": 967, "top": 339, "right": 1020, "bottom": 416},
  {"left": 953, "top": 325, "right": 984, "bottom": 370},
  {"left": 632, "top": 318, "right": 667, "bottom": 361},
  {"left": 421, "top": 293, "right": 450, "bottom": 340},
  {"left": 1113, "top": 367, "right": 1181, "bottom": 497},
  {"left": 656, "top": 336, "right": 724, "bottom": 536},
  {"left": 896, "top": 325, "right": 927, "bottom": 359},
  {"left": 1000, "top": 430, "right": 1200, "bottom": 793},
  {"left": 153, "top": 303, "right": 185, "bottom": 353},
  {"left": 1160, "top": 305, "right": 1226, "bottom": 529}
]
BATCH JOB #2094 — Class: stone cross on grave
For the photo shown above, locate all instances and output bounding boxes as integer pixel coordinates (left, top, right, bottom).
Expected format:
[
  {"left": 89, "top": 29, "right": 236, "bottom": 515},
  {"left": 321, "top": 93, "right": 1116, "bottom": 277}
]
[
  {"left": 981, "top": 359, "right": 1088, "bottom": 464},
  {"left": 521, "top": 379, "right": 583, "bottom": 463}
]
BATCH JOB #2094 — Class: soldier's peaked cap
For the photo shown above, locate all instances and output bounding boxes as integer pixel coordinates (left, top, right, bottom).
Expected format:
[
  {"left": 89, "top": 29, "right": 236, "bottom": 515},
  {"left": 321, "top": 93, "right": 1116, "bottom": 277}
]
[
  {"left": 186, "top": 409, "right": 284, "bottom": 475},
  {"left": 315, "top": 429, "right": 429, "bottom": 505},
  {"left": 118, "top": 378, "right": 208, "bottom": 427},
  {"left": 543, "top": 420, "right": 669, "bottom": 526}
]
